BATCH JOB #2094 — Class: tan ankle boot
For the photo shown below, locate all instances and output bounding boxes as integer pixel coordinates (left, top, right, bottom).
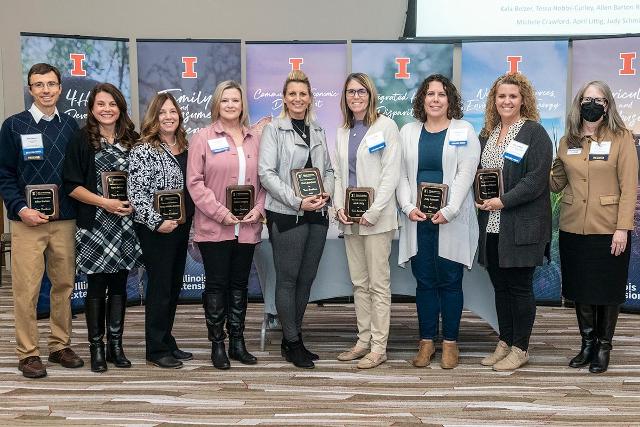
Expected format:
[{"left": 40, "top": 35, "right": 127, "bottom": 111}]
[
  {"left": 412, "top": 339, "right": 435, "bottom": 367},
  {"left": 441, "top": 341, "right": 459, "bottom": 369},
  {"left": 481, "top": 340, "right": 510, "bottom": 366},
  {"left": 492, "top": 346, "right": 529, "bottom": 371}
]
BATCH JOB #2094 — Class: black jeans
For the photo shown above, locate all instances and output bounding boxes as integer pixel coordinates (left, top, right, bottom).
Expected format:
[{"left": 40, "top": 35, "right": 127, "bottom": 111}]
[
  {"left": 198, "top": 239, "right": 256, "bottom": 317},
  {"left": 136, "top": 220, "right": 191, "bottom": 360},
  {"left": 86, "top": 270, "right": 128, "bottom": 299},
  {"left": 485, "top": 233, "right": 536, "bottom": 351}
]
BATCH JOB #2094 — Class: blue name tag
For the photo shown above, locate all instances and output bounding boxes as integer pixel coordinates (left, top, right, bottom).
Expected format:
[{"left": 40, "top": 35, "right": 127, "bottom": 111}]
[
  {"left": 448, "top": 128, "right": 468, "bottom": 146},
  {"left": 449, "top": 140, "right": 467, "bottom": 146},
  {"left": 503, "top": 140, "right": 528, "bottom": 164},
  {"left": 365, "top": 131, "right": 386, "bottom": 153},
  {"left": 21, "top": 134, "right": 44, "bottom": 161},
  {"left": 207, "top": 137, "right": 230, "bottom": 154}
]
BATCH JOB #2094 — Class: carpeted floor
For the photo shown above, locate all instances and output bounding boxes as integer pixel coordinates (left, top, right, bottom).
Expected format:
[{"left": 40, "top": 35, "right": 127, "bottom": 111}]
[{"left": 0, "top": 271, "right": 639, "bottom": 426}]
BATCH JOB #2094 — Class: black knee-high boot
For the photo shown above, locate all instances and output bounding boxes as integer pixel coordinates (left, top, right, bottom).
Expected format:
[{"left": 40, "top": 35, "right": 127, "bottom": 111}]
[
  {"left": 204, "top": 292, "right": 230, "bottom": 370},
  {"left": 85, "top": 298, "right": 107, "bottom": 373},
  {"left": 569, "top": 303, "right": 596, "bottom": 368},
  {"left": 227, "top": 288, "right": 257, "bottom": 365},
  {"left": 589, "top": 304, "right": 619, "bottom": 374},
  {"left": 106, "top": 294, "right": 131, "bottom": 368}
]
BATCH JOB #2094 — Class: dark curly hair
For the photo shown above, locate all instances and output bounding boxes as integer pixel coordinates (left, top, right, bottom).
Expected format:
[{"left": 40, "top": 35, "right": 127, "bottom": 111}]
[
  {"left": 86, "top": 83, "right": 138, "bottom": 151},
  {"left": 412, "top": 74, "right": 463, "bottom": 123}
]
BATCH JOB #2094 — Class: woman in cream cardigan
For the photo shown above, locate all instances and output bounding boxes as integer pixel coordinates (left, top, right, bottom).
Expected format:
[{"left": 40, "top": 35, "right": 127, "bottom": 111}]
[
  {"left": 333, "top": 73, "right": 401, "bottom": 369},
  {"left": 397, "top": 74, "right": 480, "bottom": 369}
]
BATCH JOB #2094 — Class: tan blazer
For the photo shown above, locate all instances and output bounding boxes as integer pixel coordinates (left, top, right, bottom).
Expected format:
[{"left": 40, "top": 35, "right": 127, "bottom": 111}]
[{"left": 550, "top": 129, "right": 638, "bottom": 234}]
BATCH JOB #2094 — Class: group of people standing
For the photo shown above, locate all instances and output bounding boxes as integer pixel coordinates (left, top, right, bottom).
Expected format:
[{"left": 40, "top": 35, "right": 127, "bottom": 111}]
[{"left": 0, "top": 62, "right": 636, "bottom": 379}]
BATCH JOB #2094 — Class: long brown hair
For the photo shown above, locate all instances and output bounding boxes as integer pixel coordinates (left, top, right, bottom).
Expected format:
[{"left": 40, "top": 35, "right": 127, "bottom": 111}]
[
  {"left": 479, "top": 73, "right": 540, "bottom": 139},
  {"left": 86, "top": 83, "right": 137, "bottom": 151},
  {"left": 340, "top": 73, "right": 380, "bottom": 128},
  {"left": 139, "top": 92, "right": 188, "bottom": 151},
  {"left": 412, "top": 74, "right": 463, "bottom": 123},
  {"left": 566, "top": 81, "right": 629, "bottom": 148}
]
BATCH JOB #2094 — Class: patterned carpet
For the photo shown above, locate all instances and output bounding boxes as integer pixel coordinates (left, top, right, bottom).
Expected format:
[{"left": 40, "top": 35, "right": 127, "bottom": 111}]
[{"left": 0, "top": 273, "right": 639, "bottom": 425}]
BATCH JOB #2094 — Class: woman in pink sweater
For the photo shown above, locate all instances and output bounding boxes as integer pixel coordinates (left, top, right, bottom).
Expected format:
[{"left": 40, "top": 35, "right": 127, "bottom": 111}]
[{"left": 187, "top": 81, "right": 266, "bottom": 369}]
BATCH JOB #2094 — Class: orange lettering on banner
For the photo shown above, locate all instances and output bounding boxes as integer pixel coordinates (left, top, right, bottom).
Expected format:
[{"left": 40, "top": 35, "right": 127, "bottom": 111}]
[
  {"left": 619, "top": 52, "right": 637, "bottom": 76},
  {"left": 69, "top": 53, "right": 87, "bottom": 77},
  {"left": 182, "top": 57, "right": 198, "bottom": 78},
  {"left": 289, "top": 58, "right": 304, "bottom": 71},
  {"left": 395, "top": 58, "right": 411, "bottom": 79},
  {"left": 506, "top": 56, "right": 522, "bottom": 74}
]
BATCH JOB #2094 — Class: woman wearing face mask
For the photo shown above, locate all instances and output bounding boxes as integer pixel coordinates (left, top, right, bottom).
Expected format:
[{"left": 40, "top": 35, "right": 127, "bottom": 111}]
[
  {"left": 551, "top": 81, "right": 638, "bottom": 374},
  {"left": 333, "top": 73, "right": 400, "bottom": 369},
  {"left": 258, "top": 70, "right": 334, "bottom": 369},
  {"left": 63, "top": 83, "right": 142, "bottom": 372},
  {"left": 128, "top": 92, "right": 195, "bottom": 369}
]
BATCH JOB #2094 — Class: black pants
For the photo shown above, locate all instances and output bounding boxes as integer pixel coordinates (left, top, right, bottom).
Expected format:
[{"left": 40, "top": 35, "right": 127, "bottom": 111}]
[
  {"left": 198, "top": 239, "right": 256, "bottom": 319},
  {"left": 485, "top": 233, "right": 536, "bottom": 351},
  {"left": 86, "top": 269, "right": 128, "bottom": 299},
  {"left": 136, "top": 220, "right": 191, "bottom": 360}
]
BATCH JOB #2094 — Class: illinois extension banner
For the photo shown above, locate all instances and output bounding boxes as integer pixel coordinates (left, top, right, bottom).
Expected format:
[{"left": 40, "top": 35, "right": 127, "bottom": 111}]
[
  {"left": 461, "top": 40, "right": 569, "bottom": 304},
  {"left": 351, "top": 41, "right": 453, "bottom": 129},
  {"left": 573, "top": 37, "right": 640, "bottom": 312},
  {"left": 20, "top": 33, "right": 135, "bottom": 314},
  {"left": 136, "top": 39, "right": 248, "bottom": 302}
]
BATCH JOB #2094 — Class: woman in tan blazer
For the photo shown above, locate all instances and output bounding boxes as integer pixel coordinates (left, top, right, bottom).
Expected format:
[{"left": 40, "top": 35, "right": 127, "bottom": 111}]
[
  {"left": 333, "top": 73, "right": 400, "bottom": 369},
  {"left": 551, "top": 80, "right": 638, "bottom": 374}
]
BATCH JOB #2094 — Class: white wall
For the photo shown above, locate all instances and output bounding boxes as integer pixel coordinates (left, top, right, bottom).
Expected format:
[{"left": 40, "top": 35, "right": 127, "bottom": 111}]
[{"left": 0, "top": 0, "right": 409, "bottom": 121}]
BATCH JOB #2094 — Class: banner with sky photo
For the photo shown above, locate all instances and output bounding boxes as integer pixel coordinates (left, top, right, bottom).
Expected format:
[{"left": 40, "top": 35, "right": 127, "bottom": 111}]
[
  {"left": 351, "top": 41, "right": 453, "bottom": 129},
  {"left": 461, "top": 40, "right": 569, "bottom": 304},
  {"left": 136, "top": 39, "right": 247, "bottom": 301},
  {"left": 20, "top": 33, "right": 135, "bottom": 314},
  {"left": 573, "top": 36, "right": 640, "bottom": 312}
]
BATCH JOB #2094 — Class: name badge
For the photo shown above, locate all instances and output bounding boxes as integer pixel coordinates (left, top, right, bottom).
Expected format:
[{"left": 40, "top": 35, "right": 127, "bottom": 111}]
[
  {"left": 365, "top": 131, "right": 386, "bottom": 153},
  {"left": 589, "top": 140, "right": 611, "bottom": 161},
  {"left": 504, "top": 140, "right": 529, "bottom": 163},
  {"left": 207, "top": 137, "right": 230, "bottom": 153},
  {"left": 567, "top": 147, "right": 582, "bottom": 156},
  {"left": 448, "top": 128, "right": 468, "bottom": 146},
  {"left": 21, "top": 134, "right": 44, "bottom": 161}
]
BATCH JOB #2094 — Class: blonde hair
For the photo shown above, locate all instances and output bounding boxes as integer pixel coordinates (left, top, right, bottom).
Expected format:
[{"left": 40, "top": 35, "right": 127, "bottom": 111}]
[
  {"left": 340, "top": 73, "right": 380, "bottom": 128},
  {"left": 139, "top": 92, "right": 188, "bottom": 151},
  {"left": 279, "top": 70, "right": 315, "bottom": 124},
  {"left": 480, "top": 73, "right": 540, "bottom": 139},
  {"left": 566, "top": 80, "right": 629, "bottom": 148},
  {"left": 210, "top": 80, "right": 250, "bottom": 127}
]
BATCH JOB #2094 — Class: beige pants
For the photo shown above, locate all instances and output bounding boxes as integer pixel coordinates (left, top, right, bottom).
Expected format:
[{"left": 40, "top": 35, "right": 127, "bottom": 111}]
[
  {"left": 11, "top": 220, "right": 76, "bottom": 360},
  {"left": 344, "top": 228, "right": 394, "bottom": 354}
]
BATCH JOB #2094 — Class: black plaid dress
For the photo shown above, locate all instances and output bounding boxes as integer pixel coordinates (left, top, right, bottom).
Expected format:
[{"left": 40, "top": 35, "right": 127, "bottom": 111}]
[{"left": 75, "top": 141, "right": 142, "bottom": 274}]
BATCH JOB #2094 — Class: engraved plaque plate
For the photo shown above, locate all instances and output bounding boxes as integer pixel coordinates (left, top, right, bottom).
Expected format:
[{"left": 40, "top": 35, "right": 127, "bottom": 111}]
[
  {"left": 154, "top": 190, "right": 185, "bottom": 224},
  {"left": 101, "top": 171, "right": 128, "bottom": 201},
  {"left": 417, "top": 182, "right": 449, "bottom": 218},
  {"left": 345, "top": 187, "right": 374, "bottom": 222},
  {"left": 25, "top": 184, "right": 59, "bottom": 220},
  {"left": 291, "top": 167, "right": 324, "bottom": 198},
  {"left": 474, "top": 168, "right": 503, "bottom": 204},
  {"left": 226, "top": 185, "right": 255, "bottom": 220}
]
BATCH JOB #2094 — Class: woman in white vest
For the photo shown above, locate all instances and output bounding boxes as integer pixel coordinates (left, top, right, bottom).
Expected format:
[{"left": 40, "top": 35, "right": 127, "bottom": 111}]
[
  {"left": 397, "top": 74, "right": 480, "bottom": 369},
  {"left": 333, "top": 73, "right": 401, "bottom": 369}
]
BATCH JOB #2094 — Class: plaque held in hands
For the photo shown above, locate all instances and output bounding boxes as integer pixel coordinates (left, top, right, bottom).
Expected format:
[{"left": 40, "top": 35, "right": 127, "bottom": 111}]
[
  {"left": 291, "top": 167, "right": 324, "bottom": 198},
  {"left": 417, "top": 182, "right": 448, "bottom": 218},
  {"left": 345, "top": 187, "right": 374, "bottom": 222},
  {"left": 25, "top": 184, "right": 59, "bottom": 220},
  {"left": 226, "top": 185, "right": 255, "bottom": 220},
  {"left": 101, "top": 171, "right": 128, "bottom": 201},
  {"left": 154, "top": 190, "right": 186, "bottom": 224},
  {"left": 474, "top": 168, "right": 503, "bottom": 204}
]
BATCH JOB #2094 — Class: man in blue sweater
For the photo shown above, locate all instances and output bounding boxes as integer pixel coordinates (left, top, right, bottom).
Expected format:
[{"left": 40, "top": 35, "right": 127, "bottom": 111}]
[{"left": 0, "top": 63, "right": 84, "bottom": 378}]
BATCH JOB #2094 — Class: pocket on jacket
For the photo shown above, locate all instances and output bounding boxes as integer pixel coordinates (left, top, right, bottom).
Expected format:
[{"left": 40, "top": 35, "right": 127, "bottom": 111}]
[
  {"left": 599, "top": 195, "right": 619, "bottom": 205},
  {"left": 514, "top": 219, "right": 540, "bottom": 246},
  {"left": 561, "top": 193, "right": 574, "bottom": 204}
]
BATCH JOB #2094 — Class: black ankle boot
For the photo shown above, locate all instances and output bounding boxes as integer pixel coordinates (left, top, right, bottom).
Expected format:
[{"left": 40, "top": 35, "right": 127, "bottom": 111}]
[
  {"left": 590, "top": 304, "right": 619, "bottom": 374},
  {"left": 204, "top": 292, "right": 230, "bottom": 370},
  {"left": 106, "top": 294, "right": 131, "bottom": 368},
  {"left": 283, "top": 338, "right": 314, "bottom": 369},
  {"left": 227, "top": 288, "right": 257, "bottom": 365},
  {"left": 569, "top": 303, "right": 596, "bottom": 368},
  {"left": 298, "top": 333, "right": 319, "bottom": 361},
  {"left": 85, "top": 298, "right": 107, "bottom": 373}
]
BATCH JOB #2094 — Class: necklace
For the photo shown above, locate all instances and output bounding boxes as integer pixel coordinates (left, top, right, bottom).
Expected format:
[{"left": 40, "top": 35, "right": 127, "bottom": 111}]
[
  {"left": 166, "top": 139, "right": 177, "bottom": 147},
  {"left": 291, "top": 121, "right": 308, "bottom": 139}
]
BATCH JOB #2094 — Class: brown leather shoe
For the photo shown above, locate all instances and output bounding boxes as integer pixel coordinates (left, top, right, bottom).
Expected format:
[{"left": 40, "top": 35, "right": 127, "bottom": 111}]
[
  {"left": 441, "top": 341, "right": 459, "bottom": 369},
  {"left": 412, "top": 339, "right": 435, "bottom": 367},
  {"left": 18, "top": 356, "right": 47, "bottom": 379},
  {"left": 48, "top": 348, "right": 84, "bottom": 369}
]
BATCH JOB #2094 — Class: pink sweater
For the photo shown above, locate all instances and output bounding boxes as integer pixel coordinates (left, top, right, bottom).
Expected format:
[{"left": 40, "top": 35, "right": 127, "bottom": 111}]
[{"left": 187, "top": 121, "right": 266, "bottom": 244}]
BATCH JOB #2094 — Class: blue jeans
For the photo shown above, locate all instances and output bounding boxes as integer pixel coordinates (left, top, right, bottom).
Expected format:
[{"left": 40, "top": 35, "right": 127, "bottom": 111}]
[{"left": 411, "top": 221, "right": 464, "bottom": 341}]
